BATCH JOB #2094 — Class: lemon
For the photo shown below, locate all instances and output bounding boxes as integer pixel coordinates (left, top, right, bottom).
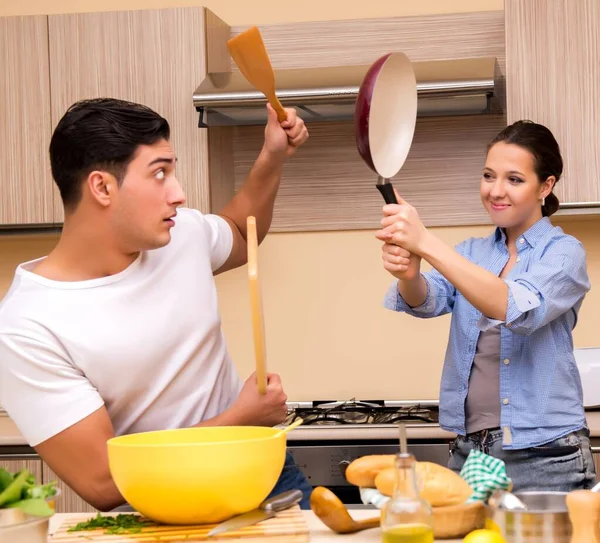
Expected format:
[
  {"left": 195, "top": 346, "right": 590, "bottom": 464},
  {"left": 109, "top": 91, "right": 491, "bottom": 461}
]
[
  {"left": 462, "top": 529, "right": 507, "bottom": 543},
  {"left": 484, "top": 519, "right": 502, "bottom": 533}
]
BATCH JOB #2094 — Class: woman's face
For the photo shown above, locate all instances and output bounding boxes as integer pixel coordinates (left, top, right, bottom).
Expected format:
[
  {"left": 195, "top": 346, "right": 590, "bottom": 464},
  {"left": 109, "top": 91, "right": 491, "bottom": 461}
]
[{"left": 480, "top": 142, "right": 554, "bottom": 237}]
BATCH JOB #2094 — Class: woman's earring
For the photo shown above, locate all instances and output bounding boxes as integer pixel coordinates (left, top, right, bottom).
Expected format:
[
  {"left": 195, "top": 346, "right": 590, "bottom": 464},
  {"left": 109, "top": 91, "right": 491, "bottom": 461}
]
[{"left": 542, "top": 197, "right": 545, "bottom": 206}]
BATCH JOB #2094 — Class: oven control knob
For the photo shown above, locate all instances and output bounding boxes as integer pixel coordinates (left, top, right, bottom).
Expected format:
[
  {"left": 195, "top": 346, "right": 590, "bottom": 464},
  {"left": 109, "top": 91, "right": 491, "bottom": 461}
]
[{"left": 338, "top": 460, "right": 350, "bottom": 477}]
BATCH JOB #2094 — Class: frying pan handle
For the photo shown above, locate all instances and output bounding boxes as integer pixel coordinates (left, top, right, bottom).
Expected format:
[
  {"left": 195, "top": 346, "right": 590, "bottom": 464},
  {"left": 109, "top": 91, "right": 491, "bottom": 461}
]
[{"left": 376, "top": 182, "right": 398, "bottom": 205}]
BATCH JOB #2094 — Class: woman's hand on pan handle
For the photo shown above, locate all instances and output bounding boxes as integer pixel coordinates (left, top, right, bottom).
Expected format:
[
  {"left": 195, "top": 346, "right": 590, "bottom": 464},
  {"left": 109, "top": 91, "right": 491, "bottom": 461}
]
[
  {"left": 379, "top": 242, "right": 428, "bottom": 307},
  {"left": 376, "top": 192, "right": 508, "bottom": 320},
  {"left": 375, "top": 192, "right": 431, "bottom": 257},
  {"left": 380, "top": 242, "right": 422, "bottom": 281},
  {"left": 375, "top": 192, "right": 428, "bottom": 307}
]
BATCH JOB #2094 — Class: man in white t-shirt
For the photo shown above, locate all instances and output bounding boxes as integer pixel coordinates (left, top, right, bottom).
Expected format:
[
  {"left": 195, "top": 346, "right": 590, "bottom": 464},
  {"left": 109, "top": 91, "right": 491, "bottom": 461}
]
[{"left": 0, "top": 98, "right": 313, "bottom": 510}]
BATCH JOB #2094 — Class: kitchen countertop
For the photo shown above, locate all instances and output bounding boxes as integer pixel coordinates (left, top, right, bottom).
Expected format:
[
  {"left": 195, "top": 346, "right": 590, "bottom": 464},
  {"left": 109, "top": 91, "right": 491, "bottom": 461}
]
[
  {"left": 279, "top": 423, "right": 457, "bottom": 441},
  {"left": 0, "top": 415, "right": 24, "bottom": 446},
  {"left": 0, "top": 413, "right": 458, "bottom": 446},
  {"left": 47, "top": 510, "right": 462, "bottom": 542},
  {"left": 5, "top": 411, "right": 600, "bottom": 446}
]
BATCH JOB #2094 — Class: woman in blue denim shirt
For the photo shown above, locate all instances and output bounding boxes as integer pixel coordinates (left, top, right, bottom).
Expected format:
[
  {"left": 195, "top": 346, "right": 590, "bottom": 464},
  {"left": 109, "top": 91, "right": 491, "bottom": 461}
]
[{"left": 376, "top": 120, "right": 596, "bottom": 492}]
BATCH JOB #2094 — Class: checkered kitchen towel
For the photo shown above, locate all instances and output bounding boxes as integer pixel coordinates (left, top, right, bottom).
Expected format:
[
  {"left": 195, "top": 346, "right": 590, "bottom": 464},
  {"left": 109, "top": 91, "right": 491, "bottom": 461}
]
[{"left": 460, "top": 449, "right": 512, "bottom": 503}]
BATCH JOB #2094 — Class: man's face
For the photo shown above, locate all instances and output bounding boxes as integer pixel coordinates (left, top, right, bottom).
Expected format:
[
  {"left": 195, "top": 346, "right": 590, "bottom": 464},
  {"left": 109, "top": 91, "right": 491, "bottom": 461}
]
[{"left": 110, "top": 140, "right": 186, "bottom": 251}]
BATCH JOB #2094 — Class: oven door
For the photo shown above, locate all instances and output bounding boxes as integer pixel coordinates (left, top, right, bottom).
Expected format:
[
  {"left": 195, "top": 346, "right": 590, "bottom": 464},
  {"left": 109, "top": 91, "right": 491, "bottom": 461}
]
[{"left": 287, "top": 437, "right": 452, "bottom": 505}]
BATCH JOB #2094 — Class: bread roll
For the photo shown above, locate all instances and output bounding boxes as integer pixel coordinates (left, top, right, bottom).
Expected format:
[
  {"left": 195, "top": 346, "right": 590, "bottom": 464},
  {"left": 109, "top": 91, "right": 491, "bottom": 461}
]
[
  {"left": 345, "top": 454, "right": 396, "bottom": 488},
  {"left": 374, "top": 461, "right": 472, "bottom": 507}
]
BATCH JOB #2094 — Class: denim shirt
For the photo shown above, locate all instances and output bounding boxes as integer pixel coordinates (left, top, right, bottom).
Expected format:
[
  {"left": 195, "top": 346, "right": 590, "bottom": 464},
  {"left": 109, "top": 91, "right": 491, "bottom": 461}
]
[{"left": 384, "top": 217, "right": 591, "bottom": 449}]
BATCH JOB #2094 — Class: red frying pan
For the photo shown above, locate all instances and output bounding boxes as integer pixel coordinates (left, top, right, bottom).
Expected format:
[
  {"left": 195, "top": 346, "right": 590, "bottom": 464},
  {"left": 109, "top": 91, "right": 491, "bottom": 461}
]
[{"left": 355, "top": 52, "right": 418, "bottom": 204}]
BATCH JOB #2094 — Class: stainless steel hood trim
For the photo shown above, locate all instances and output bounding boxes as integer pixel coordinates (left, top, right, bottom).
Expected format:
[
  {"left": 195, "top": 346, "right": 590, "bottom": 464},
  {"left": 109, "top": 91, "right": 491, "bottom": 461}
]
[
  {"left": 194, "top": 79, "right": 494, "bottom": 108},
  {"left": 192, "top": 56, "right": 502, "bottom": 126}
]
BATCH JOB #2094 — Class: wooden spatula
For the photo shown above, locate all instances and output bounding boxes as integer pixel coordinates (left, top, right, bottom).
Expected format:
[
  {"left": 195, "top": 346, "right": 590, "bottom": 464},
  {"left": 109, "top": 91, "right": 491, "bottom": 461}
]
[
  {"left": 227, "top": 26, "right": 288, "bottom": 123},
  {"left": 247, "top": 216, "right": 268, "bottom": 395},
  {"left": 310, "top": 486, "right": 380, "bottom": 534}
]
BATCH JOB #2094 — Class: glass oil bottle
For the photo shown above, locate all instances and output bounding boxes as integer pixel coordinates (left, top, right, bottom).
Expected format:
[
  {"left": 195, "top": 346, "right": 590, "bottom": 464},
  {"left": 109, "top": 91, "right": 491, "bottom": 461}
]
[{"left": 380, "top": 451, "right": 434, "bottom": 543}]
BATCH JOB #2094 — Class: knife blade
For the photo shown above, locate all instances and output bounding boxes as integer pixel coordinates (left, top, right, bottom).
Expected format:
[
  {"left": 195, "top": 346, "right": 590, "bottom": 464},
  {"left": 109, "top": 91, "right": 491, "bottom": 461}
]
[{"left": 207, "top": 489, "right": 303, "bottom": 537}]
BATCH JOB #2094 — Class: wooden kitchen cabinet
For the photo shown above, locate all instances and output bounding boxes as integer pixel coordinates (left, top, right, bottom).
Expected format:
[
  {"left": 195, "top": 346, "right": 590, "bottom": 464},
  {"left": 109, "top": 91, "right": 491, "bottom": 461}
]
[
  {"left": 505, "top": 0, "right": 600, "bottom": 212},
  {"left": 0, "top": 457, "right": 43, "bottom": 479},
  {"left": 43, "top": 463, "right": 97, "bottom": 514},
  {"left": 0, "top": 16, "right": 55, "bottom": 226},
  {"left": 226, "top": 11, "right": 507, "bottom": 232},
  {"left": 0, "top": 9, "right": 512, "bottom": 232},
  {"left": 47, "top": 7, "right": 230, "bottom": 222},
  {"left": 594, "top": 452, "right": 600, "bottom": 480},
  {"left": 0, "top": 455, "right": 95, "bottom": 513}
]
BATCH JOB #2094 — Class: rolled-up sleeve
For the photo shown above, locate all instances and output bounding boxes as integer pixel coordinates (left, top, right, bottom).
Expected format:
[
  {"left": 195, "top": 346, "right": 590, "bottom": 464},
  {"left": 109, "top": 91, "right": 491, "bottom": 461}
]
[
  {"left": 383, "top": 270, "right": 454, "bottom": 318},
  {"left": 478, "top": 240, "right": 590, "bottom": 335},
  {"left": 383, "top": 240, "right": 471, "bottom": 318}
]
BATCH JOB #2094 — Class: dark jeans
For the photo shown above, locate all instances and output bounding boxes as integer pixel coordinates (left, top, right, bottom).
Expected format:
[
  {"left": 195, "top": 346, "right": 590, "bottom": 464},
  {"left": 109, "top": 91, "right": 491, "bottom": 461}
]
[
  {"left": 448, "top": 427, "right": 597, "bottom": 492},
  {"left": 267, "top": 450, "right": 312, "bottom": 509}
]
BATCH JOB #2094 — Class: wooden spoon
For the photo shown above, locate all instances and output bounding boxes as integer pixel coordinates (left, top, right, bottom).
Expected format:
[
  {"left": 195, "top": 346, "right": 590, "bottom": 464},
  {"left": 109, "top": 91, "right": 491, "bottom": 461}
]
[
  {"left": 247, "top": 216, "right": 267, "bottom": 395},
  {"left": 310, "top": 486, "right": 380, "bottom": 534},
  {"left": 567, "top": 489, "right": 600, "bottom": 543},
  {"left": 227, "top": 26, "right": 287, "bottom": 123},
  {"left": 274, "top": 418, "right": 304, "bottom": 437}
]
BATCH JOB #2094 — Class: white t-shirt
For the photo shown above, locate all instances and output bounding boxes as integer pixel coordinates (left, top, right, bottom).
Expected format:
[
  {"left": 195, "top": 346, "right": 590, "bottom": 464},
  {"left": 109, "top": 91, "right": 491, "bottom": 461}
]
[{"left": 0, "top": 208, "right": 242, "bottom": 446}]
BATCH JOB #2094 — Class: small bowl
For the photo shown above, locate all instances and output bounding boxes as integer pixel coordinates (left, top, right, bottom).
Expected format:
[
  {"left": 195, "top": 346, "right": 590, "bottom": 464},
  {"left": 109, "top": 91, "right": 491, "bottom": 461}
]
[
  {"left": 45, "top": 487, "right": 62, "bottom": 510},
  {"left": 0, "top": 508, "right": 52, "bottom": 543}
]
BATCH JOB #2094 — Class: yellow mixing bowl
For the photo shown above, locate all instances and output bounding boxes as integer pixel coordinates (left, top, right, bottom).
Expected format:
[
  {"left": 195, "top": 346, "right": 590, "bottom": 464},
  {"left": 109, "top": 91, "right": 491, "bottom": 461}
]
[{"left": 107, "top": 426, "right": 287, "bottom": 525}]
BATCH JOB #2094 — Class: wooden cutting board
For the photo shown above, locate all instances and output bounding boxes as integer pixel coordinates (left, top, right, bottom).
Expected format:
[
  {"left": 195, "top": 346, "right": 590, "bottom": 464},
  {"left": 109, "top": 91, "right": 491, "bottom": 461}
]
[
  {"left": 50, "top": 506, "right": 309, "bottom": 542},
  {"left": 247, "top": 215, "right": 268, "bottom": 395}
]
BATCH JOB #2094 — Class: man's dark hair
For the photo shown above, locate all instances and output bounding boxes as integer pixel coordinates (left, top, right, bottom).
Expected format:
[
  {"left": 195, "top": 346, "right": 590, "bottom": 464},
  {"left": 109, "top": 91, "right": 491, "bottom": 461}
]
[{"left": 49, "top": 98, "right": 171, "bottom": 210}]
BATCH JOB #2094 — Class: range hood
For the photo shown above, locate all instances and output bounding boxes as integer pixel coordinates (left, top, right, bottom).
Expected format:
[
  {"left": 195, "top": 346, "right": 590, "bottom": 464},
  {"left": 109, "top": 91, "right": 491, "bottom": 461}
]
[{"left": 193, "top": 57, "right": 503, "bottom": 128}]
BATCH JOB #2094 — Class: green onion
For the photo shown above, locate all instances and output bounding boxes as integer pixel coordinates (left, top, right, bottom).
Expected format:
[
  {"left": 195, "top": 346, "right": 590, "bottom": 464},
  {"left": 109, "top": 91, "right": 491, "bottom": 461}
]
[{"left": 68, "top": 513, "right": 154, "bottom": 534}]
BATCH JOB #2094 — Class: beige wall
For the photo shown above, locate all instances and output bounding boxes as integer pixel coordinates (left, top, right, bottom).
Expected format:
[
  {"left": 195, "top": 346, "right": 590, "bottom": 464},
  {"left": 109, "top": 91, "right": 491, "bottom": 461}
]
[{"left": 3, "top": 0, "right": 600, "bottom": 402}]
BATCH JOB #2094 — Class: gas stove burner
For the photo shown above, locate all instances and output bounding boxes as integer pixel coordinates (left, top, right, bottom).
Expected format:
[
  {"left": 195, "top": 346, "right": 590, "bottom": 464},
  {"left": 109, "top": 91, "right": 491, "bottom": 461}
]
[
  {"left": 285, "top": 400, "right": 439, "bottom": 426},
  {"left": 292, "top": 408, "right": 373, "bottom": 425},
  {"left": 373, "top": 408, "right": 437, "bottom": 424}
]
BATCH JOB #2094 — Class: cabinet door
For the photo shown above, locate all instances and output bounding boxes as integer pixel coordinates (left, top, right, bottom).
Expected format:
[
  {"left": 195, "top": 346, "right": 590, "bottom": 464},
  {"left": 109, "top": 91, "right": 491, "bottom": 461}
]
[
  {"left": 0, "top": 457, "right": 43, "bottom": 479},
  {"left": 505, "top": 0, "right": 600, "bottom": 208},
  {"left": 43, "top": 463, "right": 97, "bottom": 513},
  {"left": 594, "top": 452, "right": 600, "bottom": 479},
  {"left": 48, "top": 8, "right": 216, "bottom": 222},
  {"left": 0, "top": 457, "right": 96, "bottom": 513},
  {"left": 0, "top": 16, "right": 55, "bottom": 225}
]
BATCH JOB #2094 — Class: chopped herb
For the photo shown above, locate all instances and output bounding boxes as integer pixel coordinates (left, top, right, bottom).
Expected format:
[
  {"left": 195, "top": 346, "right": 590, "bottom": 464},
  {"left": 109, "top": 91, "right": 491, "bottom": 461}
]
[{"left": 68, "top": 513, "right": 154, "bottom": 534}]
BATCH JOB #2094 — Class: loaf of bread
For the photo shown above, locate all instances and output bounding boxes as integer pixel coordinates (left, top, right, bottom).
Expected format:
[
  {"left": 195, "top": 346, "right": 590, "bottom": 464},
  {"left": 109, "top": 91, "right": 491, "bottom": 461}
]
[
  {"left": 374, "top": 461, "right": 473, "bottom": 507},
  {"left": 345, "top": 454, "right": 396, "bottom": 488}
]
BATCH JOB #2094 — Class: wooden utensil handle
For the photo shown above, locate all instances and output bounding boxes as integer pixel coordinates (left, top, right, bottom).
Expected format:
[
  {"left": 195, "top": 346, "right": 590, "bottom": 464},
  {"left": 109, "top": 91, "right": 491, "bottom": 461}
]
[
  {"left": 357, "top": 516, "right": 382, "bottom": 530},
  {"left": 270, "top": 94, "right": 288, "bottom": 122},
  {"left": 567, "top": 489, "right": 600, "bottom": 543},
  {"left": 247, "top": 216, "right": 268, "bottom": 395}
]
